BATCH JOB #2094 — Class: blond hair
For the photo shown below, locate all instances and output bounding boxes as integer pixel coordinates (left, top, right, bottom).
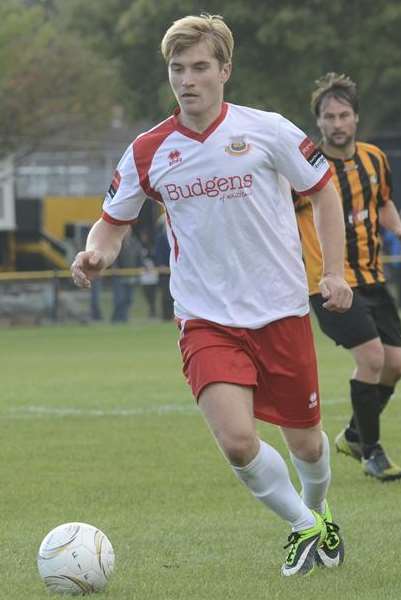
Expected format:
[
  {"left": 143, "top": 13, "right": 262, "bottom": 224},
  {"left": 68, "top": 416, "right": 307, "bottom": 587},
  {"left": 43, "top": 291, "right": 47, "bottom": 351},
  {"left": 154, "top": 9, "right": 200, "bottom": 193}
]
[
  {"left": 161, "top": 13, "right": 234, "bottom": 65},
  {"left": 311, "top": 72, "right": 359, "bottom": 117}
]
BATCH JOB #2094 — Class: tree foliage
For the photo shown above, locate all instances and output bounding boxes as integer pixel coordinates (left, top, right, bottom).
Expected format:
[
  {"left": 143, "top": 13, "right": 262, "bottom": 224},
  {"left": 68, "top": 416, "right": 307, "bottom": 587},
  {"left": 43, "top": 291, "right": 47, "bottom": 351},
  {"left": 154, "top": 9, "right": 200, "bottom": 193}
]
[
  {"left": 55, "top": 0, "right": 401, "bottom": 137},
  {"left": 4, "top": 0, "right": 401, "bottom": 152},
  {"left": 0, "top": 0, "right": 124, "bottom": 158}
]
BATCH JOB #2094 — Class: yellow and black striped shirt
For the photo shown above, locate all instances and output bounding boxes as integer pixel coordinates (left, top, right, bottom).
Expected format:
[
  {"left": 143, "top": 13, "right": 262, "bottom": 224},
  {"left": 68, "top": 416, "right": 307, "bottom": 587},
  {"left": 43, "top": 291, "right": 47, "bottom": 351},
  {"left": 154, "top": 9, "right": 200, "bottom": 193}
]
[{"left": 294, "top": 142, "right": 392, "bottom": 294}]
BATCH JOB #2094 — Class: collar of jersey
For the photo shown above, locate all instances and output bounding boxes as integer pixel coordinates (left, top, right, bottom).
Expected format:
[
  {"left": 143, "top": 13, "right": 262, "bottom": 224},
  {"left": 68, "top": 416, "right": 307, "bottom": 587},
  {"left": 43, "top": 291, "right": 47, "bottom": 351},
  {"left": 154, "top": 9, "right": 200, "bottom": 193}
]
[
  {"left": 172, "top": 102, "right": 228, "bottom": 142},
  {"left": 320, "top": 141, "right": 359, "bottom": 163}
]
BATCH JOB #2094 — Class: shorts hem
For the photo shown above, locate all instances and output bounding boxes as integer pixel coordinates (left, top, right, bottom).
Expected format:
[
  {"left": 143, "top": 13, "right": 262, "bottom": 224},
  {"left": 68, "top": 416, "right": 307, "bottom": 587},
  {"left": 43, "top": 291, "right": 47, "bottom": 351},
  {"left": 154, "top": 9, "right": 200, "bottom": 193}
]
[
  {"left": 254, "top": 409, "right": 321, "bottom": 429},
  {"left": 194, "top": 378, "right": 256, "bottom": 400},
  {"left": 342, "top": 333, "right": 378, "bottom": 349}
]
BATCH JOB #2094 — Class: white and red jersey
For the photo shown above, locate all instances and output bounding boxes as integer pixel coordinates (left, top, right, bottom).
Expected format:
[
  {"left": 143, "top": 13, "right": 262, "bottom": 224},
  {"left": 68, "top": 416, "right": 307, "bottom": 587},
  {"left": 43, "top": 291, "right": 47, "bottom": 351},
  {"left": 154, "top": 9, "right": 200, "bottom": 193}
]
[{"left": 103, "top": 102, "right": 330, "bottom": 328}]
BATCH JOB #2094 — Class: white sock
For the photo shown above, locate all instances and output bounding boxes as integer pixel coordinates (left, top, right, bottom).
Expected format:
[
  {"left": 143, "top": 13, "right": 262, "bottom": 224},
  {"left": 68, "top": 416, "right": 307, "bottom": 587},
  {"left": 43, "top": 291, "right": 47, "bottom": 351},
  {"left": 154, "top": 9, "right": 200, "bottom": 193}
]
[
  {"left": 232, "top": 440, "right": 316, "bottom": 531},
  {"left": 290, "top": 431, "right": 331, "bottom": 514}
]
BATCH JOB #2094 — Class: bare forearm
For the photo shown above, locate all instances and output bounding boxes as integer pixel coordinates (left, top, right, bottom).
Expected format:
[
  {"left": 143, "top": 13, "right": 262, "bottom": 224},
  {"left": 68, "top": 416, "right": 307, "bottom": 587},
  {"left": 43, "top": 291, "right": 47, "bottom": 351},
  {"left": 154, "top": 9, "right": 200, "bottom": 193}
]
[
  {"left": 379, "top": 201, "right": 401, "bottom": 237},
  {"left": 310, "top": 180, "right": 345, "bottom": 277},
  {"left": 86, "top": 219, "right": 130, "bottom": 268}
]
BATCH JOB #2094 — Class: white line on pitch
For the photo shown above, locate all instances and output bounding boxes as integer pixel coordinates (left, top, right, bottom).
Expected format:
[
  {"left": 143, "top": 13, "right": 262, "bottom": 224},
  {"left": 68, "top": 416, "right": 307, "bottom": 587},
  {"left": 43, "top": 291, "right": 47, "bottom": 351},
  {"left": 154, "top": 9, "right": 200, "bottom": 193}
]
[
  {"left": 1, "top": 404, "right": 198, "bottom": 419},
  {"left": 0, "top": 397, "right": 347, "bottom": 419}
]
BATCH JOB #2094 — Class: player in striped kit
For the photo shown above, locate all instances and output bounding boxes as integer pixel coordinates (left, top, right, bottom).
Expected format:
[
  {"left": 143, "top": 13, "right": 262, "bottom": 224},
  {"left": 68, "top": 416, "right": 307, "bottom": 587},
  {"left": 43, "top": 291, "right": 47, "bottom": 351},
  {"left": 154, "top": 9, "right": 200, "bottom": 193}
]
[{"left": 295, "top": 73, "right": 401, "bottom": 481}]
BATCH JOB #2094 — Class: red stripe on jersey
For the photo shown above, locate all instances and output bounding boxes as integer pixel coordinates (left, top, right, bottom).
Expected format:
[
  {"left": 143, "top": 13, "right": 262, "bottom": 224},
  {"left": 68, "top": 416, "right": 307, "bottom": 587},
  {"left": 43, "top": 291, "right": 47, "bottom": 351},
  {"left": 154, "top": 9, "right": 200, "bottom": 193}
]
[
  {"left": 133, "top": 116, "right": 176, "bottom": 202},
  {"left": 133, "top": 116, "right": 180, "bottom": 259},
  {"left": 102, "top": 211, "right": 138, "bottom": 225},
  {"left": 165, "top": 208, "right": 179, "bottom": 260},
  {"left": 172, "top": 102, "right": 228, "bottom": 142},
  {"left": 296, "top": 167, "right": 332, "bottom": 196}
]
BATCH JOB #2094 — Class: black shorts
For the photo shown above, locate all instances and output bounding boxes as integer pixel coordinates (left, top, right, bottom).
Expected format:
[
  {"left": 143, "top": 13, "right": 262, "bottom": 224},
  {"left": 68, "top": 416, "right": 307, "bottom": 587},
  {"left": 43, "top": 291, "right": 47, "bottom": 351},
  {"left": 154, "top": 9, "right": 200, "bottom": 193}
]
[{"left": 310, "top": 283, "right": 401, "bottom": 349}]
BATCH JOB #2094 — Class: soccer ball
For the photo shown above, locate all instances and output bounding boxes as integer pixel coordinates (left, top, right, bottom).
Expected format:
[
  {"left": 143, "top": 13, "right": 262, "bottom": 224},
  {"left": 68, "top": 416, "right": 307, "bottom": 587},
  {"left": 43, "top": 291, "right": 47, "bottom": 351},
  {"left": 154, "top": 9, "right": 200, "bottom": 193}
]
[{"left": 37, "top": 522, "right": 115, "bottom": 595}]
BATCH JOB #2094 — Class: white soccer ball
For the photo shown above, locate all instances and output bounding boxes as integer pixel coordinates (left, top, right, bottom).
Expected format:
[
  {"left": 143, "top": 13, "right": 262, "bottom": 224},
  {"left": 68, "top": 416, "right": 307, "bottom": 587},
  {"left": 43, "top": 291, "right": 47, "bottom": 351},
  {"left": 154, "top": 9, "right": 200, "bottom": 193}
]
[{"left": 37, "top": 522, "right": 115, "bottom": 595}]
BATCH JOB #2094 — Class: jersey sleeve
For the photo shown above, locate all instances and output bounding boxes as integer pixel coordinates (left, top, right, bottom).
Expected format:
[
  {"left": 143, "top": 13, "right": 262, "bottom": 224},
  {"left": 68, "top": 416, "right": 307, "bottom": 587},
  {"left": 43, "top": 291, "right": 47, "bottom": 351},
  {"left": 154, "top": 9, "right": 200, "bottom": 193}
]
[
  {"left": 274, "top": 116, "right": 331, "bottom": 195},
  {"left": 378, "top": 149, "right": 393, "bottom": 207},
  {"left": 102, "top": 143, "right": 147, "bottom": 224}
]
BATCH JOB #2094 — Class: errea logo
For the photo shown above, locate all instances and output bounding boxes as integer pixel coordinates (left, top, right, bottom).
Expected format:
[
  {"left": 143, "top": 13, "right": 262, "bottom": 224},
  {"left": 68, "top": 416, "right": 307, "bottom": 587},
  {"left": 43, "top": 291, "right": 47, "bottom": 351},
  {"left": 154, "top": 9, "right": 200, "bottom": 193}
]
[
  {"left": 308, "top": 392, "right": 318, "bottom": 409},
  {"left": 168, "top": 149, "right": 182, "bottom": 167}
]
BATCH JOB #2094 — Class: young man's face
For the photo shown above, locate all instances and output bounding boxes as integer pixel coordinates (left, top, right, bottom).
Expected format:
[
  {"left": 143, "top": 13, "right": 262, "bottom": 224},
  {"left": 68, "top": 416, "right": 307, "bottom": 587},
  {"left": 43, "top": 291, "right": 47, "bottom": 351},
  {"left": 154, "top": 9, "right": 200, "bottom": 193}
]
[
  {"left": 317, "top": 96, "right": 359, "bottom": 149},
  {"left": 168, "top": 40, "right": 231, "bottom": 122}
]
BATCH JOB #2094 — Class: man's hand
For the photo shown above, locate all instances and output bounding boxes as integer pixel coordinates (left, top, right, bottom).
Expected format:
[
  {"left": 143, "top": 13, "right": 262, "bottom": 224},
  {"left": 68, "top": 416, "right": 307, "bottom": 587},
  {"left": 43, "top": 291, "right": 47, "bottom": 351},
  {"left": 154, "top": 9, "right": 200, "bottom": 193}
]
[
  {"left": 319, "top": 273, "right": 353, "bottom": 312},
  {"left": 71, "top": 250, "right": 106, "bottom": 288}
]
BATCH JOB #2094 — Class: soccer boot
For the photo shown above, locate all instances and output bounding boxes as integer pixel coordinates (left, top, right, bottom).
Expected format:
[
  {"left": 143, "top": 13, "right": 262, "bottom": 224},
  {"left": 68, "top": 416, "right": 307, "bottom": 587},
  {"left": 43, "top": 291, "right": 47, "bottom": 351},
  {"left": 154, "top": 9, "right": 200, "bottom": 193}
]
[
  {"left": 281, "top": 512, "right": 326, "bottom": 576},
  {"left": 315, "top": 502, "right": 345, "bottom": 568},
  {"left": 335, "top": 429, "right": 362, "bottom": 462},
  {"left": 362, "top": 445, "right": 401, "bottom": 481}
]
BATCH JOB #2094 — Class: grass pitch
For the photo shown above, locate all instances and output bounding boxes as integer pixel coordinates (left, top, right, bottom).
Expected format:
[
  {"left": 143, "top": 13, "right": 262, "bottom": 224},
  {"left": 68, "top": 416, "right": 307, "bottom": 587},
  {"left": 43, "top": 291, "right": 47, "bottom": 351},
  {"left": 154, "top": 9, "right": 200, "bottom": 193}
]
[{"left": 1, "top": 319, "right": 400, "bottom": 599}]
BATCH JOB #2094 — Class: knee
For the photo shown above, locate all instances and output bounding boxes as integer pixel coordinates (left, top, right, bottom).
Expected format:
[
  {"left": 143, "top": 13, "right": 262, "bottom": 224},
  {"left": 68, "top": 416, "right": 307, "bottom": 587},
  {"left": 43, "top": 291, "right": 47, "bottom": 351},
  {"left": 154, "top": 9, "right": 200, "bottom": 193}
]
[
  {"left": 219, "top": 430, "right": 259, "bottom": 467},
  {"left": 362, "top": 346, "right": 385, "bottom": 376},
  {"left": 291, "top": 437, "right": 323, "bottom": 463}
]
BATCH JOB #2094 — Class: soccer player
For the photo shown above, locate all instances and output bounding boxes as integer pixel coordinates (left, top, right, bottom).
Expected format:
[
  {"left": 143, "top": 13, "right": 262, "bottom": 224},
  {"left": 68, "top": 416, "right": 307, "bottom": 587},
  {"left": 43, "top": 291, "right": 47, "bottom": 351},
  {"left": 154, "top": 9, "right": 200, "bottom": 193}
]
[
  {"left": 71, "top": 15, "right": 352, "bottom": 575},
  {"left": 295, "top": 72, "right": 401, "bottom": 481}
]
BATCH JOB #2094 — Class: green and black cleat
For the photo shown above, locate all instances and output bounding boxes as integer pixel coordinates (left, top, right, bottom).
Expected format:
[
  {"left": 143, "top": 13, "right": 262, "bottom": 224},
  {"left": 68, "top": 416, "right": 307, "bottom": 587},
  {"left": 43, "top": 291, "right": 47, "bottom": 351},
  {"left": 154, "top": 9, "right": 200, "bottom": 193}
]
[
  {"left": 315, "top": 502, "right": 345, "bottom": 568},
  {"left": 281, "top": 512, "right": 326, "bottom": 576}
]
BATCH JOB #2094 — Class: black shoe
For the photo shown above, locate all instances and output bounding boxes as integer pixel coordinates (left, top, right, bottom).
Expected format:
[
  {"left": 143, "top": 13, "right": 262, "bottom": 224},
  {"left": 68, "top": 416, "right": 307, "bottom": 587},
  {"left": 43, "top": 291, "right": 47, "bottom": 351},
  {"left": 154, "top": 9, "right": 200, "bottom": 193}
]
[
  {"left": 335, "top": 429, "right": 362, "bottom": 462},
  {"left": 362, "top": 445, "right": 401, "bottom": 481}
]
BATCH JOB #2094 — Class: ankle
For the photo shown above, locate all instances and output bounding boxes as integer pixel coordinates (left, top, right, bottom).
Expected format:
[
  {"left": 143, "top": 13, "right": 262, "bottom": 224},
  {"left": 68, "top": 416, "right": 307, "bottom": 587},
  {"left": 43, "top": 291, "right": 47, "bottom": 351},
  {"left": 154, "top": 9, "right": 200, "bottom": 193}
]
[
  {"left": 362, "top": 442, "right": 381, "bottom": 459},
  {"left": 345, "top": 427, "right": 359, "bottom": 443}
]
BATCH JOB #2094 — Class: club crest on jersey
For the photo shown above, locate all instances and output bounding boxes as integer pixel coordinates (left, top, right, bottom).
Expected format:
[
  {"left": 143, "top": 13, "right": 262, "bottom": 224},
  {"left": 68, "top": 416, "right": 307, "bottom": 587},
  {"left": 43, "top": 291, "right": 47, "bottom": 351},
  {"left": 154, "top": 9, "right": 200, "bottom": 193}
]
[
  {"left": 107, "top": 169, "right": 121, "bottom": 199},
  {"left": 370, "top": 173, "right": 378, "bottom": 184},
  {"left": 168, "top": 149, "right": 182, "bottom": 167},
  {"left": 225, "top": 136, "right": 250, "bottom": 156}
]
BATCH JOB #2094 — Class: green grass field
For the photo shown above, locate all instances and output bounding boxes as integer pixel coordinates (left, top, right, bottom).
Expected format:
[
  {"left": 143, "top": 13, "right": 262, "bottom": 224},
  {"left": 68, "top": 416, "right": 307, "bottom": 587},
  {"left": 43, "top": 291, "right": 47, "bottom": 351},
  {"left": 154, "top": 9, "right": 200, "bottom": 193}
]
[{"left": 1, "top": 319, "right": 400, "bottom": 599}]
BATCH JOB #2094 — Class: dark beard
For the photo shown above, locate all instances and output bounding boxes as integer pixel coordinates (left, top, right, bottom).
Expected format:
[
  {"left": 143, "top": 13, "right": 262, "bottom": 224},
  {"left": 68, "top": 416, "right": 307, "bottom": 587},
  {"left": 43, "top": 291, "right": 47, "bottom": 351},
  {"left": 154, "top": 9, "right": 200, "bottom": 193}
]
[{"left": 327, "top": 133, "right": 353, "bottom": 148}]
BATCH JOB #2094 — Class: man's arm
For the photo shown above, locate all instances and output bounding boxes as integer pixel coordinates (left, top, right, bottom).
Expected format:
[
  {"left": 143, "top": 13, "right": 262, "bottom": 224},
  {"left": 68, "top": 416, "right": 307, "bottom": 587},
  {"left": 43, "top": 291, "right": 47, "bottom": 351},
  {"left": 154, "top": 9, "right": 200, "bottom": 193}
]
[
  {"left": 379, "top": 200, "right": 401, "bottom": 239},
  {"left": 71, "top": 219, "right": 130, "bottom": 288},
  {"left": 309, "top": 179, "right": 353, "bottom": 312}
]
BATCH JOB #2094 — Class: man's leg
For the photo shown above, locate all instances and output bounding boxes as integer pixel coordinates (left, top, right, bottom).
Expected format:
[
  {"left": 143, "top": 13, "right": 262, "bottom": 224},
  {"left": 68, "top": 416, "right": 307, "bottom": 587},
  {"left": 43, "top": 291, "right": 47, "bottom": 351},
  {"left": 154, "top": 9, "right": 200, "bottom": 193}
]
[
  {"left": 282, "top": 425, "right": 344, "bottom": 568},
  {"left": 309, "top": 292, "right": 392, "bottom": 470},
  {"left": 111, "top": 277, "right": 124, "bottom": 322},
  {"left": 336, "top": 340, "right": 401, "bottom": 479},
  {"left": 336, "top": 340, "right": 401, "bottom": 480},
  {"left": 379, "top": 344, "right": 401, "bottom": 410},
  {"left": 90, "top": 278, "right": 103, "bottom": 320},
  {"left": 198, "top": 383, "right": 326, "bottom": 576},
  {"left": 282, "top": 424, "right": 329, "bottom": 514},
  {"left": 119, "top": 283, "right": 134, "bottom": 322},
  {"left": 346, "top": 338, "right": 384, "bottom": 456}
]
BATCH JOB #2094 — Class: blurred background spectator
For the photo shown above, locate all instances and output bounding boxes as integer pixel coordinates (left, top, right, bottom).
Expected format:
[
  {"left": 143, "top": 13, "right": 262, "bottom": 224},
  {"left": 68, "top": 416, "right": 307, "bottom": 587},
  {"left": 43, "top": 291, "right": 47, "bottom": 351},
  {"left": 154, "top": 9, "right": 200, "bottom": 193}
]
[
  {"left": 139, "top": 229, "right": 158, "bottom": 319},
  {"left": 155, "top": 216, "right": 174, "bottom": 321},
  {"left": 90, "top": 278, "right": 103, "bottom": 321},
  {"left": 111, "top": 228, "right": 143, "bottom": 323}
]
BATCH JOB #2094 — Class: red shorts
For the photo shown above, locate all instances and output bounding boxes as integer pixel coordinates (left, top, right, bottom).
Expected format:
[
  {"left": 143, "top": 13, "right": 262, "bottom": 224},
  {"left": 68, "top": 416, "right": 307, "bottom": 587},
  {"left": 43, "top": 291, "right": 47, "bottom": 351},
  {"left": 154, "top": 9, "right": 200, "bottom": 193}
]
[{"left": 178, "top": 315, "right": 320, "bottom": 428}]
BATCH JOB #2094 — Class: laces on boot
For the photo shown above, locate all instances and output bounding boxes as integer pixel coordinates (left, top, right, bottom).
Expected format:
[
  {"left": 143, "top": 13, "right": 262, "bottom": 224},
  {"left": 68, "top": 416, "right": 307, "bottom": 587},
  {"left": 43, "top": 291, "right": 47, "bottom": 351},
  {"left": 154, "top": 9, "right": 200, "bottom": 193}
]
[
  {"left": 325, "top": 522, "right": 340, "bottom": 549},
  {"left": 283, "top": 532, "right": 301, "bottom": 563}
]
